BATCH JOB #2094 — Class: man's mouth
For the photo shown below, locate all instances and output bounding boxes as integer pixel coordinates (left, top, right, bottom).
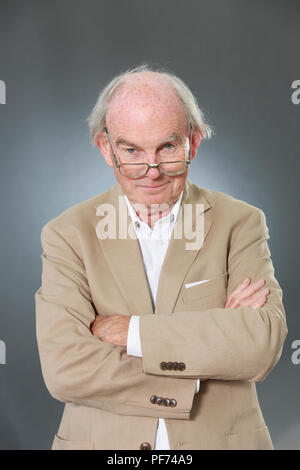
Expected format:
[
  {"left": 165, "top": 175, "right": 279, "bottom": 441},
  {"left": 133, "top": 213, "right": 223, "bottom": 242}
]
[{"left": 137, "top": 182, "right": 168, "bottom": 189}]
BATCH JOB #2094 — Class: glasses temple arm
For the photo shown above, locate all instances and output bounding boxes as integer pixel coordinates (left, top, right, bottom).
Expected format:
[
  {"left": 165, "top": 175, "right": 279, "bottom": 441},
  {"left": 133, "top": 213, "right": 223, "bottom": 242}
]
[{"left": 104, "top": 127, "right": 121, "bottom": 168}]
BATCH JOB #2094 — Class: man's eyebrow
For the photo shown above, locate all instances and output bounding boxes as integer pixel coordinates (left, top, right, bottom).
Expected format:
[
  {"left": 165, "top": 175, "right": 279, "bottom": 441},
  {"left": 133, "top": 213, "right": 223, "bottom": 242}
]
[
  {"left": 115, "top": 133, "right": 183, "bottom": 148},
  {"left": 116, "top": 137, "right": 136, "bottom": 148}
]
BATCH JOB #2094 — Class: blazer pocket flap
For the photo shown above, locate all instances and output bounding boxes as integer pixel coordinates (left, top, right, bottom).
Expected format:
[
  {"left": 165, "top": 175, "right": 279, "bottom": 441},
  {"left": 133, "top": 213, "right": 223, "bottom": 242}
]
[
  {"left": 52, "top": 433, "right": 94, "bottom": 450},
  {"left": 183, "top": 273, "right": 228, "bottom": 303}
]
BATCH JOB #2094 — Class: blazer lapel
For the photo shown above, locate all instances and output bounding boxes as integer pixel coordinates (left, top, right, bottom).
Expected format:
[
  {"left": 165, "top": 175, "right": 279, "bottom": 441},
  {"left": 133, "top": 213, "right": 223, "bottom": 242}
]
[
  {"left": 154, "top": 180, "right": 213, "bottom": 315},
  {"left": 92, "top": 180, "right": 213, "bottom": 318},
  {"left": 93, "top": 183, "right": 154, "bottom": 317}
]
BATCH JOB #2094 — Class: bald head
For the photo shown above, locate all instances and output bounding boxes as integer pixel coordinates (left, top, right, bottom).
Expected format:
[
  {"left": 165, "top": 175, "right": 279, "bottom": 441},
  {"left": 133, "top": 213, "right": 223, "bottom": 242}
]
[
  {"left": 106, "top": 71, "right": 188, "bottom": 134},
  {"left": 88, "top": 65, "right": 213, "bottom": 144}
]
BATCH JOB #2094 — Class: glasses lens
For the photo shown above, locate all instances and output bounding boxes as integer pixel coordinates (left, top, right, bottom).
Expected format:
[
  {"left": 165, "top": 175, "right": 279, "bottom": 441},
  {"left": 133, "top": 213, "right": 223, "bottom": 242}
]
[
  {"left": 160, "top": 161, "right": 188, "bottom": 176},
  {"left": 119, "top": 161, "right": 189, "bottom": 178},
  {"left": 119, "top": 164, "right": 148, "bottom": 178}
]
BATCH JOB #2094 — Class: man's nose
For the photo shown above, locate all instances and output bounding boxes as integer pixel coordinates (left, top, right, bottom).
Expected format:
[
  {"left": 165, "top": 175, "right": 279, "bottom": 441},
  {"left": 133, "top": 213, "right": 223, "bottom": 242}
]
[
  {"left": 144, "top": 153, "right": 161, "bottom": 179},
  {"left": 146, "top": 165, "right": 161, "bottom": 179}
]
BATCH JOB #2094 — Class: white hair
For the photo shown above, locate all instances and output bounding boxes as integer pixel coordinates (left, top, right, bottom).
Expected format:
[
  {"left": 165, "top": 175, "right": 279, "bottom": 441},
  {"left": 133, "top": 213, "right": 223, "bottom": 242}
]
[{"left": 87, "top": 63, "right": 213, "bottom": 145}]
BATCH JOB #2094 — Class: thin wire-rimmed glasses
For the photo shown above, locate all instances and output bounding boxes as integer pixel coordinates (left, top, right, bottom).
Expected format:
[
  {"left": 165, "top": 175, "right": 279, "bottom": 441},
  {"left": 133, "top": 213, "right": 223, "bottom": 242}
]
[{"left": 104, "top": 126, "right": 193, "bottom": 179}]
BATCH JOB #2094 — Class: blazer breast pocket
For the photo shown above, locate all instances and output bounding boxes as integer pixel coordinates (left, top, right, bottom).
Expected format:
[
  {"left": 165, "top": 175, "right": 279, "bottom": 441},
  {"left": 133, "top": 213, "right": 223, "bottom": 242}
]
[{"left": 182, "top": 272, "right": 228, "bottom": 304}]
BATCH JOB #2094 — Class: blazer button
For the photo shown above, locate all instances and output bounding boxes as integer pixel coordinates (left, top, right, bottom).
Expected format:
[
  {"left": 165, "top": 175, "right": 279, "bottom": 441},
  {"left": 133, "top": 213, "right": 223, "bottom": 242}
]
[
  {"left": 160, "top": 361, "right": 167, "bottom": 370},
  {"left": 150, "top": 395, "right": 157, "bottom": 404},
  {"left": 170, "top": 399, "right": 177, "bottom": 407},
  {"left": 164, "top": 398, "right": 170, "bottom": 407},
  {"left": 156, "top": 397, "right": 164, "bottom": 405},
  {"left": 178, "top": 362, "right": 186, "bottom": 371},
  {"left": 140, "top": 442, "right": 151, "bottom": 450},
  {"left": 167, "top": 362, "right": 173, "bottom": 370},
  {"left": 173, "top": 362, "right": 179, "bottom": 370}
]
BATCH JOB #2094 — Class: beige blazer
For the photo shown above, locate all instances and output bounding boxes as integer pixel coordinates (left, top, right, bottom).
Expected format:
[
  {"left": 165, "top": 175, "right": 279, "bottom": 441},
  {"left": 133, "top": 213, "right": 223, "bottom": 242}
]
[{"left": 35, "top": 179, "right": 288, "bottom": 450}]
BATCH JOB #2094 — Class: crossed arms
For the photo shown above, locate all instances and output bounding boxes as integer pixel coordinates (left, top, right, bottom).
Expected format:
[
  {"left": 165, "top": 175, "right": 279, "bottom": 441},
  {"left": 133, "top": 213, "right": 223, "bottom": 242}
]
[{"left": 35, "top": 206, "right": 288, "bottom": 419}]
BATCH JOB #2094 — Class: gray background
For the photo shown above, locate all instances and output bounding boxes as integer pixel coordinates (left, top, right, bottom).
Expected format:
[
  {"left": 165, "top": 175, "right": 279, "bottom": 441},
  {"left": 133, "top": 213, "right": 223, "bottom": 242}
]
[{"left": 0, "top": 0, "right": 299, "bottom": 450}]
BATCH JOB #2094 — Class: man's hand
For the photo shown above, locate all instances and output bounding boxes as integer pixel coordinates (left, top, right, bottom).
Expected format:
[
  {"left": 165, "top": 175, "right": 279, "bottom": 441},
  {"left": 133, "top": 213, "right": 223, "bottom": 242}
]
[
  {"left": 225, "top": 277, "right": 270, "bottom": 309},
  {"left": 91, "top": 314, "right": 131, "bottom": 348}
]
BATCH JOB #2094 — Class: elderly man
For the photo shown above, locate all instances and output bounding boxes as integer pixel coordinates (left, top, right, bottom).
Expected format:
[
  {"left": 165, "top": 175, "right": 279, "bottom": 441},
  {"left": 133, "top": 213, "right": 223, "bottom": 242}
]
[{"left": 35, "top": 65, "right": 287, "bottom": 450}]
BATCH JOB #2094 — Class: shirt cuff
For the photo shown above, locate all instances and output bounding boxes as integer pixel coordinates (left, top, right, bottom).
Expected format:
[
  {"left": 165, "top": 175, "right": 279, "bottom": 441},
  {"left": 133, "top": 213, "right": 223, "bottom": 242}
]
[
  {"left": 195, "top": 379, "right": 200, "bottom": 393},
  {"left": 127, "top": 315, "right": 142, "bottom": 357}
]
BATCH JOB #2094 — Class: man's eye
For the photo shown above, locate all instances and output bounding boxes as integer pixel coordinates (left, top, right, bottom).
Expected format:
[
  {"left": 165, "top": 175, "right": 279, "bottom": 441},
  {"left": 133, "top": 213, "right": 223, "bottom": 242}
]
[
  {"left": 164, "top": 143, "right": 175, "bottom": 150},
  {"left": 126, "top": 148, "right": 136, "bottom": 154}
]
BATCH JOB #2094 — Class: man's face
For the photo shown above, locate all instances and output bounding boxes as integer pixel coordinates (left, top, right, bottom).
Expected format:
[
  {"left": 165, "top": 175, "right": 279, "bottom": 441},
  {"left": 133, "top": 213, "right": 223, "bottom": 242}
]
[{"left": 96, "top": 79, "right": 201, "bottom": 210}]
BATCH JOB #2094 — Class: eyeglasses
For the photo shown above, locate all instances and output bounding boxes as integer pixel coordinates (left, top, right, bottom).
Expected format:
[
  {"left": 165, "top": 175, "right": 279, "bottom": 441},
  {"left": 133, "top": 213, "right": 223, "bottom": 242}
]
[{"left": 104, "top": 126, "right": 193, "bottom": 179}]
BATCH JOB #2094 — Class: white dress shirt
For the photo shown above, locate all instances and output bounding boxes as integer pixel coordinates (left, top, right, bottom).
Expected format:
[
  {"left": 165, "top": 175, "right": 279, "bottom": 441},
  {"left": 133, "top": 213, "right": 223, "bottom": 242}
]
[{"left": 125, "top": 191, "right": 200, "bottom": 450}]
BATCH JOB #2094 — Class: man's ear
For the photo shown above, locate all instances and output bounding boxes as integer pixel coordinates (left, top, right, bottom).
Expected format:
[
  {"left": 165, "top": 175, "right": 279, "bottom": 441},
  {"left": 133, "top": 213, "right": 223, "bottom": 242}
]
[
  {"left": 94, "top": 132, "right": 114, "bottom": 168},
  {"left": 190, "top": 130, "right": 203, "bottom": 160}
]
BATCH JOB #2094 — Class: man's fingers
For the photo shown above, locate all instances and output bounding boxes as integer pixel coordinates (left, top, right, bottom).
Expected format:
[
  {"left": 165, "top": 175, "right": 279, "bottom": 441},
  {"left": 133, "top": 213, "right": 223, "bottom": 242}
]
[
  {"left": 235, "top": 279, "right": 267, "bottom": 305},
  {"left": 230, "top": 277, "right": 250, "bottom": 295},
  {"left": 91, "top": 314, "right": 120, "bottom": 338},
  {"left": 90, "top": 315, "right": 107, "bottom": 336},
  {"left": 227, "top": 278, "right": 265, "bottom": 305},
  {"left": 226, "top": 277, "right": 251, "bottom": 303},
  {"left": 242, "top": 287, "right": 270, "bottom": 309},
  {"left": 226, "top": 283, "right": 270, "bottom": 309}
]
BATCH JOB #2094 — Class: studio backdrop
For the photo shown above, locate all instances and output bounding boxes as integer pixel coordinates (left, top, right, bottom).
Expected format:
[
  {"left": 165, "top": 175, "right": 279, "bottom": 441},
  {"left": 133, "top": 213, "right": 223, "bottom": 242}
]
[{"left": 0, "top": 0, "right": 299, "bottom": 450}]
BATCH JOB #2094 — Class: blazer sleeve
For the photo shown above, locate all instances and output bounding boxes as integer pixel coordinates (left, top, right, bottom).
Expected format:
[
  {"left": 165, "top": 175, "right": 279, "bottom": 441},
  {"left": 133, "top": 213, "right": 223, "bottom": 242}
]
[
  {"left": 139, "top": 207, "right": 288, "bottom": 383},
  {"left": 127, "top": 315, "right": 201, "bottom": 393},
  {"left": 35, "top": 222, "right": 197, "bottom": 420}
]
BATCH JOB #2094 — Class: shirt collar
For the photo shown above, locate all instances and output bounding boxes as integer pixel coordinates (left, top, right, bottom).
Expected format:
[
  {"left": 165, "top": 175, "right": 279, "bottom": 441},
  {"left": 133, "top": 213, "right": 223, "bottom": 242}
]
[{"left": 124, "top": 190, "right": 183, "bottom": 231}]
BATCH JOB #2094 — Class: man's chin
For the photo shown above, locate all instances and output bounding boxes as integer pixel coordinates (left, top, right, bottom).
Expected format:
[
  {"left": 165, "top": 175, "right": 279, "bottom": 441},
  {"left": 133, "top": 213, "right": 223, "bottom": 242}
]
[{"left": 137, "top": 192, "right": 171, "bottom": 207}]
